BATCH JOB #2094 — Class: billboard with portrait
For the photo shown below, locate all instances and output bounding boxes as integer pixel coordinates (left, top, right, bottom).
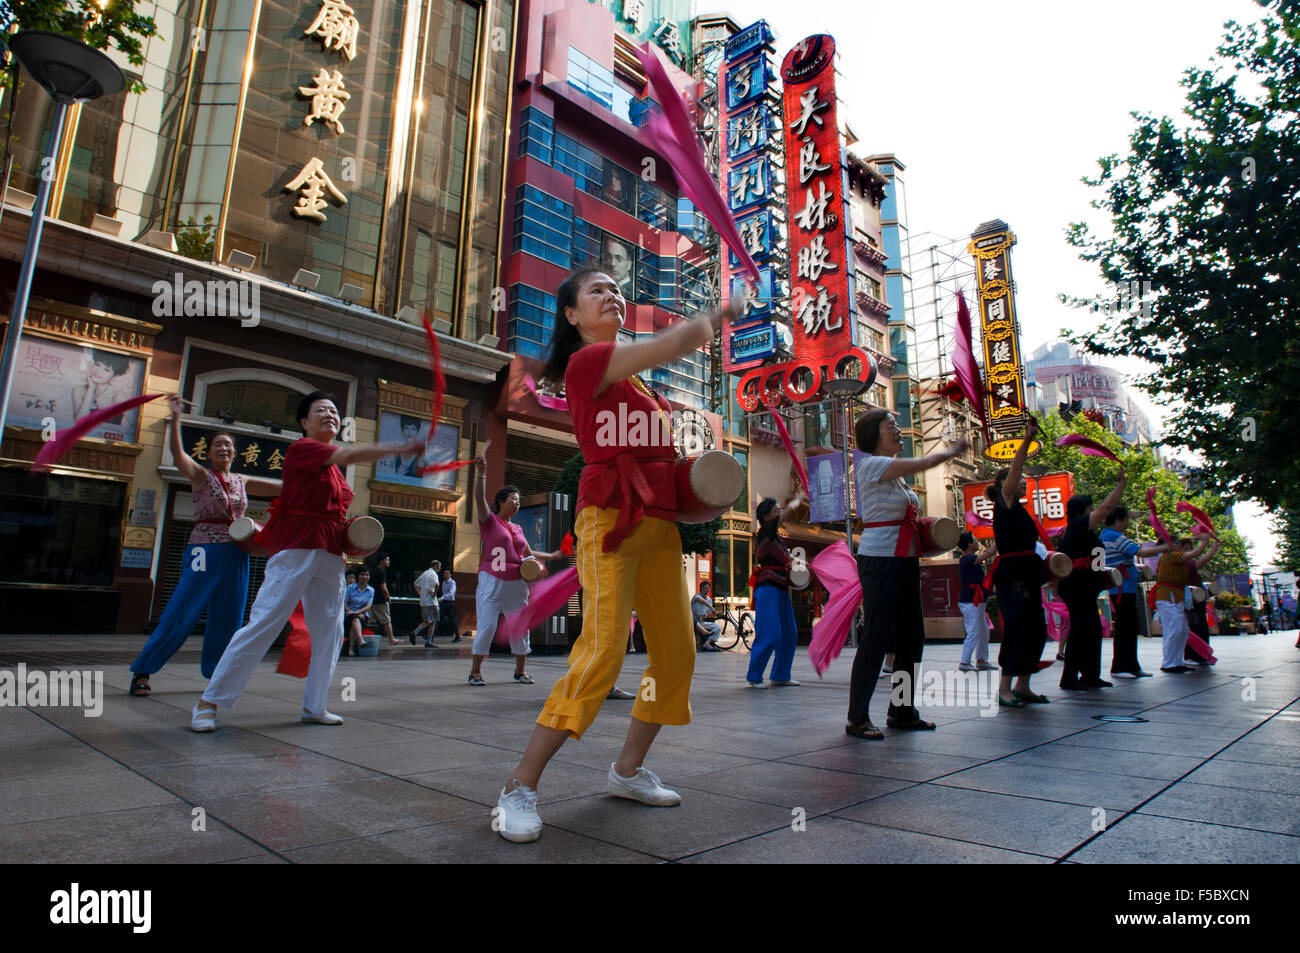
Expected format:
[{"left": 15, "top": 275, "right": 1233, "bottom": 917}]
[
  {"left": 9, "top": 336, "right": 147, "bottom": 442},
  {"left": 373, "top": 411, "right": 462, "bottom": 492}
]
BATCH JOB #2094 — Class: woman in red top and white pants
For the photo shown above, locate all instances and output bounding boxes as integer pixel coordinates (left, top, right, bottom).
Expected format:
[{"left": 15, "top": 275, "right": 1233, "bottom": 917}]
[{"left": 191, "top": 392, "right": 421, "bottom": 731}]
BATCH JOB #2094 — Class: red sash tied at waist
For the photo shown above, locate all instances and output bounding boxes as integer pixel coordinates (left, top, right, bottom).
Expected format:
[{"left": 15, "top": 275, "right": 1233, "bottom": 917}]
[
  {"left": 860, "top": 503, "right": 920, "bottom": 558},
  {"left": 582, "top": 455, "right": 674, "bottom": 553},
  {"left": 979, "top": 549, "right": 1043, "bottom": 604}
]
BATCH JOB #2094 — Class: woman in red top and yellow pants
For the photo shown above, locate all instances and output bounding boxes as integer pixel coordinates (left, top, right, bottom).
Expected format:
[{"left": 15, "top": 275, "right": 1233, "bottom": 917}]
[
  {"left": 191, "top": 392, "right": 421, "bottom": 731},
  {"left": 493, "top": 268, "right": 738, "bottom": 843}
]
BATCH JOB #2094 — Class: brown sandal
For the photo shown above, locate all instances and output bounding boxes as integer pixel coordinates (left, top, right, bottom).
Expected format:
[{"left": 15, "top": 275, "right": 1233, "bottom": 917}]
[
  {"left": 129, "top": 672, "right": 151, "bottom": 697},
  {"left": 845, "top": 720, "right": 884, "bottom": 740}
]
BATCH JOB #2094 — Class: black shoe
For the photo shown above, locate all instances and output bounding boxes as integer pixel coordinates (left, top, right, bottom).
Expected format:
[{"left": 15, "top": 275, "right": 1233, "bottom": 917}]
[
  {"left": 1059, "top": 680, "right": 1087, "bottom": 690},
  {"left": 1160, "top": 666, "right": 1192, "bottom": 673},
  {"left": 450, "top": 636, "right": 461, "bottom": 643},
  {"left": 423, "top": 640, "right": 434, "bottom": 647},
  {"left": 1080, "top": 678, "right": 1113, "bottom": 688}
]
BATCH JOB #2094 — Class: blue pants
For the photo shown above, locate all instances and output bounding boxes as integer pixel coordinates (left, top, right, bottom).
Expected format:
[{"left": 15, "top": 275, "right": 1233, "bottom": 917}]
[
  {"left": 131, "top": 542, "right": 250, "bottom": 679},
  {"left": 747, "top": 584, "right": 797, "bottom": 683}
]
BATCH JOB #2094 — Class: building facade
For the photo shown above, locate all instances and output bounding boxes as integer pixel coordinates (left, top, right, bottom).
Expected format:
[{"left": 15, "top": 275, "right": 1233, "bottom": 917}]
[{"left": 1, "top": 0, "right": 516, "bottom": 633}]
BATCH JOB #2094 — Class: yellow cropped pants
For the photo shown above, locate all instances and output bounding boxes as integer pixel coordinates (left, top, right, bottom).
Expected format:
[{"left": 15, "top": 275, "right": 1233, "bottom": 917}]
[{"left": 538, "top": 506, "right": 694, "bottom": 739}]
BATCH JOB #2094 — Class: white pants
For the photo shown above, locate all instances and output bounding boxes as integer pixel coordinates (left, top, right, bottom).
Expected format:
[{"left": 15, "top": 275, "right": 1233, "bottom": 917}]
[
  {"left": 203, "top": 548, "right": 345, "bottom": 715},
  {"left": 959, "top": 601, "right": 990, "bottom": 664},
  {"left": 1156, "top": 599, "right": 1189, "bottom": 670},
  {"left": 472, "top": 571, "right": 531, "bottom": 655}
]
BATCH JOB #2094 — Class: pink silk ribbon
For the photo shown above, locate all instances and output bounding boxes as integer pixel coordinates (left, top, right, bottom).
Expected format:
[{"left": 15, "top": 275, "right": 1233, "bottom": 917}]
[
  {"left": 32, "top": 393, "right": 163, "bottom": 472},
  {"left": 808, "top": 541, "right": 861, "bottom": 676},
  {"left": 496, "top": 567, "right": 582, "bottom": 642},
  {"left": 1055, "top": 433, "right": 1120, "bottom": 462},
  {"left": 635, "top": 43, "right": 760, "bottom": 283}
]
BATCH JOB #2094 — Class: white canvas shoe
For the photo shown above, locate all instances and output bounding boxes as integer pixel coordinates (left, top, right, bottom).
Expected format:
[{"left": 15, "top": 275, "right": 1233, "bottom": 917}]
[
  {"left": 301, "top": 710, "right": 344, "bottom": 725},
  {"left": 496, "top": 781, "right": 542, "bottom": 842},
  {"left": 607, "top": 764, "right": 681, "bottom": 806}
]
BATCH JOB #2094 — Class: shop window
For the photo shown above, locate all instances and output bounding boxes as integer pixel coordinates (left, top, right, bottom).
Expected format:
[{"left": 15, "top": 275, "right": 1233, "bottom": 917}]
[
  {"left": 0, "top": 472, "right": 125, "bottom": 587},
  {"left": 202, "top": 379, "right": 306, "bottom": 431},
  {"left": 366, "top": 515, "right": 454, "bottom": 597},
  {"left": 732, "top": 538, "right": 751, "bottom": 600},
  {"left": 711, "top": 538, "right": 731, "bottom": 598}
]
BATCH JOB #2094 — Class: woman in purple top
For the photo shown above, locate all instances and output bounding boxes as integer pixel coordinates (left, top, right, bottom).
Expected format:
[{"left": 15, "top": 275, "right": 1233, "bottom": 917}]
[
  {"left": 468, "top": 460, "right": 562, "bottom": 685},
  {"left": 128, "top": 395, "right": 281, "bottom": 695}
]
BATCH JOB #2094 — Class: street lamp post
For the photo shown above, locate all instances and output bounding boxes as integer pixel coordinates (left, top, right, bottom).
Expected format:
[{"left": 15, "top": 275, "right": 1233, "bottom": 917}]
[
  {"left": 0, "top": 32, "right": 124, "bottom": 437},
  {"left": 825, "top": 376, "right": 870, "bottom": 648}
]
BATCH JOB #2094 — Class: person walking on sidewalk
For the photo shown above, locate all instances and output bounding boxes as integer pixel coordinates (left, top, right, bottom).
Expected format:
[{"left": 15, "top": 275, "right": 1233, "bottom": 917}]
[
  {"left": 411, "top": 559, "right": 441, "bottom": 644},
  {"left": 369, "top": 552, "right": 400, "bottom": 646}
]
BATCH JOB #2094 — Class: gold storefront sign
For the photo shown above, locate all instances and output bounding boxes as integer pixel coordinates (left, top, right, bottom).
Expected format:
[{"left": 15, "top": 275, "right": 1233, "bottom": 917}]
[
  {"left": 21, "top": 310, "right": 158, "bottom": 354},
  {"left": 377, "top": 379, "right": 466, "bottom": 423},
  {"left": 369, "top": 486, "right": 459, "bottom": 517},
  {"left": 2, "top": 435, "right": 139, "bottom": 475},
  {"left": 983, "top": 438, "right": 1041, "bottom": 461}
]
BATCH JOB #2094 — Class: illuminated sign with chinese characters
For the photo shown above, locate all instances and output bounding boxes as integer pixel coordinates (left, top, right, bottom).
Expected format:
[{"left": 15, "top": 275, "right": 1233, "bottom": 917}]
[
  {"left": 962, "top": 472, "right": 1074, "bottom": 541},
  {"left": 734, "top": 35, "right": 875, "bottom": 408},
  {"left": 718, "top": 21, "right": 777, "bottom": 374},
  {"left": 968, "top": 224, "right": 1026, "bottom": 435}
]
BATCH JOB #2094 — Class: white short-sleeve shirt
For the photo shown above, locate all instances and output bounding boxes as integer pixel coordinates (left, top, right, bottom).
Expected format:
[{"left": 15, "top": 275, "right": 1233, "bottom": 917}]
[{"left": 855, "top": 454, "right": 921, "bottom": 557}]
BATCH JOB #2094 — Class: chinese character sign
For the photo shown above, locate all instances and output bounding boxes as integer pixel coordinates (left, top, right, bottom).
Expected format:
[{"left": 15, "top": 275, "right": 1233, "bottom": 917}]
[
  {"left": 961, "top": 472, "right": 1075, "bottom": 541},
  {"left": 718, "top": 21, "right": 776, "bottom": 374},
  {"left": 780, "top": 35, "right": 853, "bottom": 370},
  {"left": 968, "top": 227, "right": 1026, "bottom": 433}
]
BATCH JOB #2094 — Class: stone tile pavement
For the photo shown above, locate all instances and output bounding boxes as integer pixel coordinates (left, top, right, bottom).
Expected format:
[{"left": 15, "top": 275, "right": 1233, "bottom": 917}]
[{"left": 1, "top": 631, "right": 1296, "bottom": 863}]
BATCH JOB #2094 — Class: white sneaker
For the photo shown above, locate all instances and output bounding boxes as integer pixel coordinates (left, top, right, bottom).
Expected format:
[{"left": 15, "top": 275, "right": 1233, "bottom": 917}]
[
  {"left": 747, "top": 681, "right": 766, "bottom": 689},
  {"left": 191, "top": 703, "right": 216, "bottom": 733},
  {"left": 301, "top": 710, "right": 344, "bottom": 725},
  {"left": 606, "top": 764, "right": 681, "bottom": 806},
  {"left": 770, "top": 679, "right": 801, "bottom": 686},
  {"left": 496, "top": 781, "right": 542, "bottom": 842}
]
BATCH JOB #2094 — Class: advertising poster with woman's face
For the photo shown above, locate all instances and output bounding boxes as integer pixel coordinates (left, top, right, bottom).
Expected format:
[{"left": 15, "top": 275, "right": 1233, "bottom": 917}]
[
  {"left": 374, "top": 411, "right": 461, "bottom": 491},
  {"left": 9, "top": 338, "right": 146, "bottom": 441}
]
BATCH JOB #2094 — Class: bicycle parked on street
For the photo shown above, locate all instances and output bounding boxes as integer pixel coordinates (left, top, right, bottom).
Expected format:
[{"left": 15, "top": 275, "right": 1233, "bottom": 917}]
[{"left": 712, "top": 602, "right": 754, "bottom": 650}]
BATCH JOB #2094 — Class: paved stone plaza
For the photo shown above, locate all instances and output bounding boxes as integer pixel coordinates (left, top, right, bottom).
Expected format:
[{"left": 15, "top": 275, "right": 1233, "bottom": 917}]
[{"left": 1, "top": 632, "right": 1297, "bottom": 864}]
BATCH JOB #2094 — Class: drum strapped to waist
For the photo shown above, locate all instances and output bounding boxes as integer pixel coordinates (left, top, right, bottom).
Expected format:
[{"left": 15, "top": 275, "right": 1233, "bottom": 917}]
[
  {"left": 788, "top": 565, "right": 810, "bottom": 590},
  {"left": 674, "top": 450, "right": 745, "bottom": 524},
  {"left": 1188, "top": 585, "right": 1207, "bottom": 604},
  {"left": 344, "top": 515, "right": 384, "bottom": 557},
  {"left": 228, "top": 516, "right": 269, "bottom": 557},
  {"left": 519, "top": 557, "right": 544, "bottom": 582},
  {"left": 1108, "top": 567, "right": 1124, "bottom": 588},
  {"left": 1139, "top": 564, "right": 1156, "bottom": 582},
  {"left": 917, "top": 516, "right": 959, "bottom": 558},
  {"left": 1045, "top": 552, "right": 1073, "bottom": 579}
]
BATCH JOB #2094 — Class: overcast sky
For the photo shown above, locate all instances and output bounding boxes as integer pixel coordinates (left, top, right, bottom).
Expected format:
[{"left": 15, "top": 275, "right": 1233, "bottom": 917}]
[{"left": 717, "top": 0, "right": 1278, "bottom": 572}]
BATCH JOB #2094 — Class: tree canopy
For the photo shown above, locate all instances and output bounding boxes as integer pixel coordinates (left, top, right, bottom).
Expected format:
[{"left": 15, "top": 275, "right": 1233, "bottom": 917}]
[
  {"left": 1, "top": 2, "right": 159, "bottom": 93},
  {"left": 1062, "top": 0, "right": 1298, "bottom": 559}
]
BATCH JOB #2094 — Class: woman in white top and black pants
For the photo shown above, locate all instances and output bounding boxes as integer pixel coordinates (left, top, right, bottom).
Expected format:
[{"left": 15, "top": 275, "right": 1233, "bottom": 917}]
[{"left": 847, "top": 409, "right": 967, "bottom": 739}]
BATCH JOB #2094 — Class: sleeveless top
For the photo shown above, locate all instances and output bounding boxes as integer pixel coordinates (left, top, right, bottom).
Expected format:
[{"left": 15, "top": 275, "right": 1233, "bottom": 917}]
[
  {"left": 478, "top": 512, "right": 529, "bottom": 581},
  {"left": 189, "top": 468, "right": 248, "bottom": 546}
]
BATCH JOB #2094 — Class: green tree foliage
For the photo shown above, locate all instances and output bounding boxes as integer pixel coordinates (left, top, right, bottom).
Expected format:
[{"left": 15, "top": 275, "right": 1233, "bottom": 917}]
[
  {"left": 2, "top": 1, "right": 160, "bottom": 94},
  {"left": 552, "top": 452, "right": 720, "bottom": 556},
  {"left": 1061, "top": 0, "right": 1299, "bottom": 553},
  {"left": 175, "top": 214, "right": 214, "bottom": 262},
  {"left": 1033, "top": 412, "right": 1250, "bottom": 575}
]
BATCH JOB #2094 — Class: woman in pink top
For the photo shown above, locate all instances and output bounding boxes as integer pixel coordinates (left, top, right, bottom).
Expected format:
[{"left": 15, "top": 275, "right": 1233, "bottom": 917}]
[
  {"left": 128, "top": 395, "right": 281, "bottom": 695},
  {"left": 468, "top": 471, "right": 562, "bottom": 685}
]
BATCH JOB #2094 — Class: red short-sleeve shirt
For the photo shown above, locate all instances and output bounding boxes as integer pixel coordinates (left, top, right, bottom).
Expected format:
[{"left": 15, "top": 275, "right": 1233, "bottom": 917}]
[
  {"left": 566, "top": 341, "right": 677, "bottom": 523},
  {"left": 268, "top": 437, "right": 353, "bottom": 555}
]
